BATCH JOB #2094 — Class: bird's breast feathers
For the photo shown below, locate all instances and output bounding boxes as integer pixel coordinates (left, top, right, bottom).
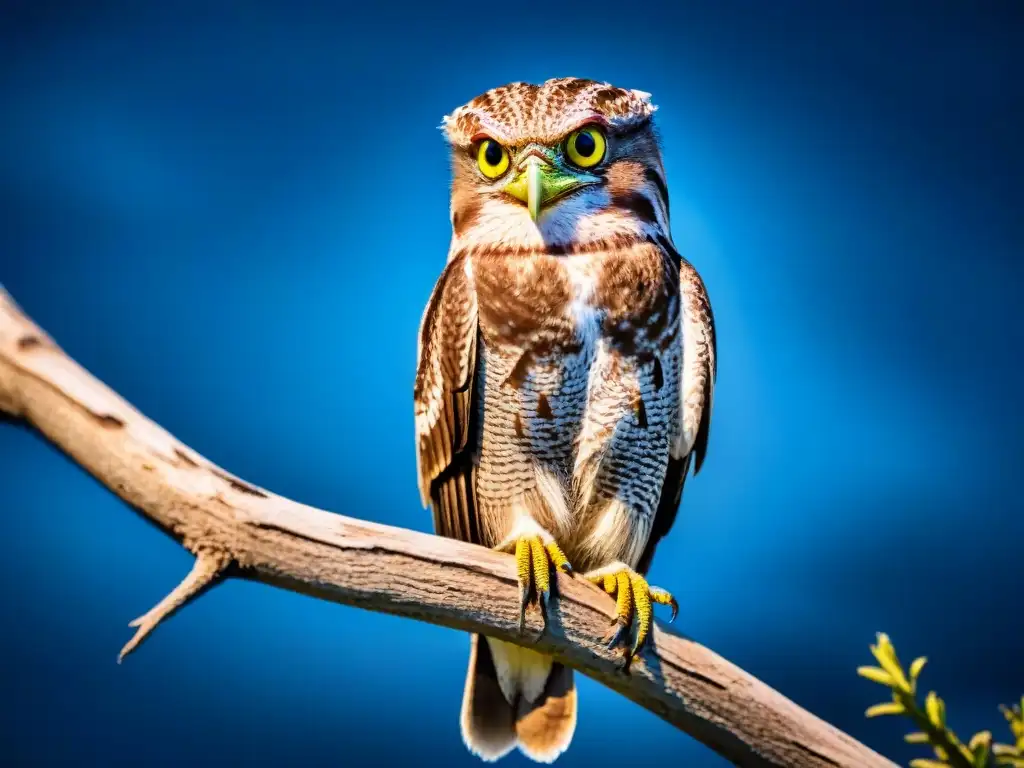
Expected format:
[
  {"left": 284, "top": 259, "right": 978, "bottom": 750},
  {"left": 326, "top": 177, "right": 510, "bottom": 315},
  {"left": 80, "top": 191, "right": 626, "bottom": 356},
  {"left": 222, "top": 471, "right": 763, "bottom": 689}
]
[
  {"left": 470, "top": 241, "right": 679, "bottom": 359},
  {"left": 467, "top": 240, "right": 683, "bottom": 567}
]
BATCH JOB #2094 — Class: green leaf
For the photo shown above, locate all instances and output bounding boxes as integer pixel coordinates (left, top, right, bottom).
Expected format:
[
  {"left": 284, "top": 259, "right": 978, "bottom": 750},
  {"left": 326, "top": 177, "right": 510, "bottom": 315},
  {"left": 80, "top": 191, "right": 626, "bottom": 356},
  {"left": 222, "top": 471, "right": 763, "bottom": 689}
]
[
  {"left": 972, "top": 731, "right": 993, "bottom": 768},
  {"left": 926, "top": 691, "right": 946, "bottom": 728},
  {"left": 866, "top": 702, "right": 905, "bottom": 718},
  {"left": 910, "top": 760, "right": 950, "bottom": 768},
  {"left": 905, "top": 732, "right": 930, "bottom": 744},
  {"left": 870, "top": 633, "right": 896, "bottom": 667},
  {"left": 971, "top": 731, "right": 993, "bottom": 750},
  {"left": 909, "top": 656, "right": 928, "bottom": 681},
  {"left": 870, "top": 633, "right": 911, "bottom": 691},
  {"left": 857, "top": 666, "right": 895, "bottom": 686}
]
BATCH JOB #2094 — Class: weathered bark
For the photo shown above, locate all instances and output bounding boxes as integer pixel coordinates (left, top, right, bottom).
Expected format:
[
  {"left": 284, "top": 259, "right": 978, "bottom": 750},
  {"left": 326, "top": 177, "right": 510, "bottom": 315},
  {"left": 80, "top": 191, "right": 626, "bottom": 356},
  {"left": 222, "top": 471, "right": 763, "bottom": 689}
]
[{"left": 0, "top": 287, "right": 894, "bottom": 768}]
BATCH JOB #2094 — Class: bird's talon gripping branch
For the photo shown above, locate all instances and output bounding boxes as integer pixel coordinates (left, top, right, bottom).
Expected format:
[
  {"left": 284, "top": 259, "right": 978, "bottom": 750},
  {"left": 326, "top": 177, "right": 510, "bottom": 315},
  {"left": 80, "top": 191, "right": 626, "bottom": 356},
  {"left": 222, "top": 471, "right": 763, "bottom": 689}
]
[
  {"left": 586, "top": 565, "right": 676, "bottom": 667},
  {"left": 507, "top": 534, "right": 573, "bottom": 633}
]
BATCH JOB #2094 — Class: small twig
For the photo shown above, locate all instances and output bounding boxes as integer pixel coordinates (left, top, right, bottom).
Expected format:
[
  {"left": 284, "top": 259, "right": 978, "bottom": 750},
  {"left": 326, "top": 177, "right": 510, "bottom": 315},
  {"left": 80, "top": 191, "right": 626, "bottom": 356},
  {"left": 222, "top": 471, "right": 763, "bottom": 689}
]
[{"left": 118, "top": 549, "right": 230, "bottom": 663}]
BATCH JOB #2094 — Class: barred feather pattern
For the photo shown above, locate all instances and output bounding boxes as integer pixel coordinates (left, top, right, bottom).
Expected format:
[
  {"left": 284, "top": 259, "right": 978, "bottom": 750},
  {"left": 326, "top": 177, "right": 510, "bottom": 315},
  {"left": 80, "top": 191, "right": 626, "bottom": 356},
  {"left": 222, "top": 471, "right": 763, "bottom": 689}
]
[
  {"left": 462, "top": 237, "right": 684, "bottom": 570},
  {"left": 414, "top": 76, "right": 716, "bottom": 764},
  {"left": 416, "top": 77, "right": 717, "bottom": 571}
]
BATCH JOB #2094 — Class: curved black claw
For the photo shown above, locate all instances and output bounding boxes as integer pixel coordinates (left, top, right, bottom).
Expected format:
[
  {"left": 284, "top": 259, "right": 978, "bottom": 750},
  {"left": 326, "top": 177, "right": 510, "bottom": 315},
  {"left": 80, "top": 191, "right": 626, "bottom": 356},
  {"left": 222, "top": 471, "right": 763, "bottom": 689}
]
[
  {"left": 606, "top": 616, "right": 631, "bottom": 651},
  {"left": 518, "top": 578, "right": 530, "bottom": 634},
  {"left": 664, "top": 594, "right": 680, "bottom": 624}
]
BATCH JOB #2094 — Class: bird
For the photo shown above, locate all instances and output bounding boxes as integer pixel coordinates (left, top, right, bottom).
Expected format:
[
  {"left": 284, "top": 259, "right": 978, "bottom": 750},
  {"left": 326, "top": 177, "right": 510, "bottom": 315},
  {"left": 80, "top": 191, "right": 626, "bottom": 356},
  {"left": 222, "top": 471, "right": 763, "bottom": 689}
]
[{"left": 413, "top": 77, "right": 716, "bottom": 763}]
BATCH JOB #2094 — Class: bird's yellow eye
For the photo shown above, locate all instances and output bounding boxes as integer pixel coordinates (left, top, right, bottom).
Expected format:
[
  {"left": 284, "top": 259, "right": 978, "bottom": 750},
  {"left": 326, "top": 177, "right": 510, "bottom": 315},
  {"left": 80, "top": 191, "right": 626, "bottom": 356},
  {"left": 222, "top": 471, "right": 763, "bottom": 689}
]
[
  {"left": 565, "top": 126, "right": 607, "bottom": 168},
  {"left": 477, "top": 139, "right": 510, "bottom": 179}
]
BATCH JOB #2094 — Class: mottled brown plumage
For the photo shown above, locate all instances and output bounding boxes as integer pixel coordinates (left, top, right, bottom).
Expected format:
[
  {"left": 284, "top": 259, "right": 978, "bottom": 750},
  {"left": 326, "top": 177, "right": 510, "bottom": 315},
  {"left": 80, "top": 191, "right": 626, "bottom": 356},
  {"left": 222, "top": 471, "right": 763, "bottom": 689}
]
[
  {"left": 443, "top": 78, "right": 657, "bottom": 150},
  {"left": 414, "top": 77, "right": 716, "bottom": 763}
]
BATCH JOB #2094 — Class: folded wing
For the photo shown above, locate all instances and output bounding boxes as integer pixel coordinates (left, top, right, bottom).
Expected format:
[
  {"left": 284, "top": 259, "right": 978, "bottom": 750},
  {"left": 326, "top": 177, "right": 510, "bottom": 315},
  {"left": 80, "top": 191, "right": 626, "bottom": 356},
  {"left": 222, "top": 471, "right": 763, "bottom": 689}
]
[
  {"left": 638, "top": 253, "right": 717, "bottom": 573},
  {"left": 414, "top": 254, "right": 482, "bottom": 545}
]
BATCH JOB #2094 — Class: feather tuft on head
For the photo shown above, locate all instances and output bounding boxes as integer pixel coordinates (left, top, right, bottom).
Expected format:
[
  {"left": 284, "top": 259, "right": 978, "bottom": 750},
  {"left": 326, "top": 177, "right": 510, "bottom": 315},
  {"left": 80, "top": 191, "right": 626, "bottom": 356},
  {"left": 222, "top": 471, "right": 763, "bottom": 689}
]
[{"left": 442, "top": 78, "right": 658, "bottom": 148}]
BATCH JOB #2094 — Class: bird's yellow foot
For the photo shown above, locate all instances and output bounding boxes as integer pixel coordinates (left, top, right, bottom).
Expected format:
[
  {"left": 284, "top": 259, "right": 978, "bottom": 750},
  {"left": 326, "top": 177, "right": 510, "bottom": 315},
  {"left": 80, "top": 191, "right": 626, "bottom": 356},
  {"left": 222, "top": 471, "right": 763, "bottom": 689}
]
[
  {"left": 585, "top": 562, "right": 678, "bottom": 668},
  {"left": 495, "top": 529, "right": 573, "bottom": 634}
]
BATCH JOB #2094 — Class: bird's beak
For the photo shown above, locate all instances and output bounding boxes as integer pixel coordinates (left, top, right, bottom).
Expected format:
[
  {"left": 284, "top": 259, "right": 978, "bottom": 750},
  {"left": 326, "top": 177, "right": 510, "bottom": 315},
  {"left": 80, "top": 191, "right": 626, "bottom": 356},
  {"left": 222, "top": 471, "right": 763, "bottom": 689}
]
[{"left": 503, "top": 155, "right": 588, "bottom": 222}]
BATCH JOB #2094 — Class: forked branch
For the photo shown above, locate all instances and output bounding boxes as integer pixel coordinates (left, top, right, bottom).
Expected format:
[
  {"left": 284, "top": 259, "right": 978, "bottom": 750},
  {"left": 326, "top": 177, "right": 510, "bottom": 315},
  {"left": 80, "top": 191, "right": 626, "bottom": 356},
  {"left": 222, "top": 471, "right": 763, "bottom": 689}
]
[{"left": 0, "top": 286, "right": 895, "bottom": 768}]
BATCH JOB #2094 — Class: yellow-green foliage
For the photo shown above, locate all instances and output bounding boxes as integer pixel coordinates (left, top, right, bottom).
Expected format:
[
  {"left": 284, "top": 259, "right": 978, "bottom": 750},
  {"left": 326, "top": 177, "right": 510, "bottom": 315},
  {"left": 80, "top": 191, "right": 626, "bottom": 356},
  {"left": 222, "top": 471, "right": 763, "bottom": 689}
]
[{"left": 858, "top": 632, "right": 1024, "bottom": 768}]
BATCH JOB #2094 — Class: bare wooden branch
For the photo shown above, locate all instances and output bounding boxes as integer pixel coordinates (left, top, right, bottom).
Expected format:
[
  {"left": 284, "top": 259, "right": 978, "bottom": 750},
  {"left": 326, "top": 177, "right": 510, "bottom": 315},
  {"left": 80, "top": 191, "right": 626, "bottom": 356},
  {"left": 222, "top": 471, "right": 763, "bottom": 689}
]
[{"left": 0, "top": 286, "right": 895, "bottom": 768}]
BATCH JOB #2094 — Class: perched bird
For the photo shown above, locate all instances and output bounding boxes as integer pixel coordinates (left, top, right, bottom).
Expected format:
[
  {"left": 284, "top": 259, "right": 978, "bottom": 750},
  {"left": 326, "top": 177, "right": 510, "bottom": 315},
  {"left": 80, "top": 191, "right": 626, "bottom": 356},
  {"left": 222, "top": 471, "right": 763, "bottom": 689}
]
[{"left": 414, "top": 77, "right": 716, "bottom": 763}]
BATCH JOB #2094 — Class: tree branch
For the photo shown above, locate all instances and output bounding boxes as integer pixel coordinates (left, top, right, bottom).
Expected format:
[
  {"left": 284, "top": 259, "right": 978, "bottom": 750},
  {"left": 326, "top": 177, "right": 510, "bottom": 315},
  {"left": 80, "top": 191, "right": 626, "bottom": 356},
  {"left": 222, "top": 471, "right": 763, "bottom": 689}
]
[{"left": 0, "top": 286, "right": 894, "bottom": 768}]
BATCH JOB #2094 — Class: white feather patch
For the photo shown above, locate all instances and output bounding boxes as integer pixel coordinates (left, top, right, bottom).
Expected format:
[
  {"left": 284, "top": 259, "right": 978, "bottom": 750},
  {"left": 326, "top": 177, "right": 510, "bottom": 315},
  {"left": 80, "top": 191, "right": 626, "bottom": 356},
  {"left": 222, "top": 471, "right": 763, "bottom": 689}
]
[
  {"left": 534, "top": 466, "right": 573, "bottom": 537},
  {"left": 485, "top": 637, "right": 553, "bottom": 706},
  {"left": 579, "top": 498, "right": 651, "bottom": 570},
  {"left": 452, "top": 186, "right": 654, "bottom": 254}
]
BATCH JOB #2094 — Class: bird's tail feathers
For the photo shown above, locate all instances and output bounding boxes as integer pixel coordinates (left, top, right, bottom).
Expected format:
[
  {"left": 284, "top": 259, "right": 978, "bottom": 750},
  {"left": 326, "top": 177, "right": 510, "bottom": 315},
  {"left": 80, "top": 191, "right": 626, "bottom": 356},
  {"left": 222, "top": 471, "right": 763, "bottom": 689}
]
[
  {"left": 460, "top": 635, "right": 576, "bottom": 763},
  {"left": 513, "top": 658, "right": 576, "bottom": 763},
  {"left": 461, "top": 634, "right": 517, "bottom": 761}
]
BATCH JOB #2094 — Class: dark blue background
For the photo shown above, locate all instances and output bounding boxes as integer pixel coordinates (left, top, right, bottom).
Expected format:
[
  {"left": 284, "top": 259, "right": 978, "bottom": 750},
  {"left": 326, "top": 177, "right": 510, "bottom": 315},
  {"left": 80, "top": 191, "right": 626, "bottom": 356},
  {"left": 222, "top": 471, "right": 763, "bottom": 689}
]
[{"left": 2, "top": 1, "right": 1021, "bottom": 766}]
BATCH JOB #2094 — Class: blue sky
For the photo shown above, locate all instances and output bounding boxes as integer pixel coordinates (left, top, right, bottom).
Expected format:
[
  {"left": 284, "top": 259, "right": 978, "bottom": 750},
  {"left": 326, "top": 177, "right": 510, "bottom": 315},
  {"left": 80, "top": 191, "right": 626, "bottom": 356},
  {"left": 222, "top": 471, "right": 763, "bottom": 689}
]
[{"left": 1, "top": 1, "right": 1021, "bottom": 766}]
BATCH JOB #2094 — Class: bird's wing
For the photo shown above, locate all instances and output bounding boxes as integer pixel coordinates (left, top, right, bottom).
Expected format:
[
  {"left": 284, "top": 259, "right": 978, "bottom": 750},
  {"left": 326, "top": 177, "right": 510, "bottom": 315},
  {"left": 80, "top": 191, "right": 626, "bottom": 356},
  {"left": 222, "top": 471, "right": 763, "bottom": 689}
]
[
  {"left": 414, "top": 253, "right": 482, "bottom": 545},
  {"left": 638, "top": 254, "right": 716, "bottom": 573}
]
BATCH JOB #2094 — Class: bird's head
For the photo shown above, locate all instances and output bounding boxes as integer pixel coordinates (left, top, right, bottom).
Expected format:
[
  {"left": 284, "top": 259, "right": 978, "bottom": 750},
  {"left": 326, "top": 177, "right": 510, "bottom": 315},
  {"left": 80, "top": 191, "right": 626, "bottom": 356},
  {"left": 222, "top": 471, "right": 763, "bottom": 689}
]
[{"left": 441, "top": 78, "right": 670, "bottom": 251}]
